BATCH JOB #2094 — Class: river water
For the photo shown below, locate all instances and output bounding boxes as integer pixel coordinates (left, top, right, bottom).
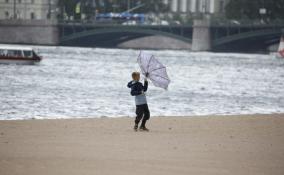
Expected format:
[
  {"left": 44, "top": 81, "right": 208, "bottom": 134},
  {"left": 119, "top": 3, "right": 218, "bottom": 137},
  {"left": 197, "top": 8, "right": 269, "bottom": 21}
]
[{"left": 1, "top": 46, "right": 284, "bottom": 120}]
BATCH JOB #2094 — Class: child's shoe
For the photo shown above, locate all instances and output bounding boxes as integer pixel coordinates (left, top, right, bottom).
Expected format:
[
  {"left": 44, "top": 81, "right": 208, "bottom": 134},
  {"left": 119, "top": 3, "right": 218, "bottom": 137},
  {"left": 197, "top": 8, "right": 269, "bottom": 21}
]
[
  {"left": 134, "top": 124, "right": 138, "bottom": 131},
  {"left": 139, "top": 126, "right": 149, "bottom": 132}
]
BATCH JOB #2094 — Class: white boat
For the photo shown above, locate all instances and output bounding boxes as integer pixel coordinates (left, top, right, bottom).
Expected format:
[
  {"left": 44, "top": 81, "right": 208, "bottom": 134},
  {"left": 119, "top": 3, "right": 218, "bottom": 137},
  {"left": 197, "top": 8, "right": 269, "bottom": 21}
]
[
  {"left": 277, "top": 36, "right": 284, "bottom": 58},
  {"left": 0, "top": 45, "right": 42, "bottom": 65}
]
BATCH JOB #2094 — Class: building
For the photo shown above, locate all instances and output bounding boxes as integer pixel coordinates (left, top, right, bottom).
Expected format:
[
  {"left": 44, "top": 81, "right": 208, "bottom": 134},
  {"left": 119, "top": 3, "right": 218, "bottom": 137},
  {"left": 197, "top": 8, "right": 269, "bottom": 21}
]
[
  {"left": 163, "top": 0, "right": 229, "bottom": 14},
  {"left": 0, "top": 0, "right": 58, "bottom": 20}
]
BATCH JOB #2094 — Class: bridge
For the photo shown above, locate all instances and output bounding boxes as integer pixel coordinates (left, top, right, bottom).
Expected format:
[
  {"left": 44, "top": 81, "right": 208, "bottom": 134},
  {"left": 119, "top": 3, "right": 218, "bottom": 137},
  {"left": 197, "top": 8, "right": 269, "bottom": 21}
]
[
  {"left": 0, "top": 19, "right": 283, "bottom": 52},
  {"left": 58, "top": 20, "right": 284, "bottom": 52}
]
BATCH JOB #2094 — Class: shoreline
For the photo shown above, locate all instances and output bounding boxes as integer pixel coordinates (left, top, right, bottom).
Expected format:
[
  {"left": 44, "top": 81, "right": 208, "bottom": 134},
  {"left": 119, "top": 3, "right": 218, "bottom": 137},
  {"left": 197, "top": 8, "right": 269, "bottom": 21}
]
[
  {"left": 1, "top": 113, "right": 283, "bottom": 121},
  {"left": 1, "top": 114, "right": 284, "bottom": 175},
  {"left": 0, "top": 43, "right": 275, "bottom": 54}
]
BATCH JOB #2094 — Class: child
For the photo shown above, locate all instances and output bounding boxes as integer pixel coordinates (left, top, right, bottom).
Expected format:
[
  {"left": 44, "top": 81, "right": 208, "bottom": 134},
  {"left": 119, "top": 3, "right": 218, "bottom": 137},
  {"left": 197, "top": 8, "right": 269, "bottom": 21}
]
[{"left": 127, "top": 72, "right": 150, "bottom": 131}]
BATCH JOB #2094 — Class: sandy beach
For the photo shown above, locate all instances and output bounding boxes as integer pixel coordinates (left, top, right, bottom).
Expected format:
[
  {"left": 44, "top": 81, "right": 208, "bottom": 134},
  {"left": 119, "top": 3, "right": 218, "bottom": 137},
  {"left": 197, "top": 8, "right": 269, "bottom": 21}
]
[{"left": 0, "top": 114, "right": 284, "bottom": 175}]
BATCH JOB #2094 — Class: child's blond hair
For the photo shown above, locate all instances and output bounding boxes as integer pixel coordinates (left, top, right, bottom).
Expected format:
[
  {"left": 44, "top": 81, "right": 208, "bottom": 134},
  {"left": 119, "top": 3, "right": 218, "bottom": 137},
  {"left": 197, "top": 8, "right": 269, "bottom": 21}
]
[{"left": 132, "top": 72, "right": 140, "bottom": 80}]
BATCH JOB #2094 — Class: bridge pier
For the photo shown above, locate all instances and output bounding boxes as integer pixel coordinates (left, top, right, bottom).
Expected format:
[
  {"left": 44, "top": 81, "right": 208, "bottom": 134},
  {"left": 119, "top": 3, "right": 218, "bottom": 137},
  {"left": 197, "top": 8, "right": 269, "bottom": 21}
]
[{"left": 192, "top": 19, "right": 211, "bottom": 51}]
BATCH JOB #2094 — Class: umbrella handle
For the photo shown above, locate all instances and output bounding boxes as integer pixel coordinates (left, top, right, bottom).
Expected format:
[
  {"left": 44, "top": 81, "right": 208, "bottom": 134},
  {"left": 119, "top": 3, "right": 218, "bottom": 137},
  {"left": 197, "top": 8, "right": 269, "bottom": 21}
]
[{"left": 145, "top": 72, "right": 149, "bottom": 77}]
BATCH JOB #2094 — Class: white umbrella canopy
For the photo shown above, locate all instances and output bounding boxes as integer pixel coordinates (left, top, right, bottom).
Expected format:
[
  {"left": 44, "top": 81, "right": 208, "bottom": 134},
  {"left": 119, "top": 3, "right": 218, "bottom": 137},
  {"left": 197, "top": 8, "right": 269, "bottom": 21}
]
[{"left": 137, "top": 51, "right": 170, "bottom": 90}]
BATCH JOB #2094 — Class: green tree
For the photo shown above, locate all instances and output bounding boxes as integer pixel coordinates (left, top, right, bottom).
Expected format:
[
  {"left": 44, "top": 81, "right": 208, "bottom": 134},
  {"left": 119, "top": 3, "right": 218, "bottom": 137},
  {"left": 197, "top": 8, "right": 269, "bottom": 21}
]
[
  {"left": 58, "top": 0, "right": 77, "bottom": 19},
  {"left": 225, "top": 0, "right": 284, "bottom": 21},
  {"left": 92, "top": 0, "right": 119, "bottom": 13},
  {"left": 134, "top": 0, "right": 169, "bottom": 13},
  {"left": 58, "top": 0, "right": 170, "bottom": 20},
  {"left": 58, "top": 0, "right": 97, "bottom": 20}
]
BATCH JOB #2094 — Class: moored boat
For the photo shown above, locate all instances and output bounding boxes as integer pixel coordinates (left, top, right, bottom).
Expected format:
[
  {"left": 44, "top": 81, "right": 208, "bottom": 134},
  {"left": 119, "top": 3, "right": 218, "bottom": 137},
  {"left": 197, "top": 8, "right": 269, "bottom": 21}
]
[{"left": 0, "top": 45, "right": 42, "bottom": 65}]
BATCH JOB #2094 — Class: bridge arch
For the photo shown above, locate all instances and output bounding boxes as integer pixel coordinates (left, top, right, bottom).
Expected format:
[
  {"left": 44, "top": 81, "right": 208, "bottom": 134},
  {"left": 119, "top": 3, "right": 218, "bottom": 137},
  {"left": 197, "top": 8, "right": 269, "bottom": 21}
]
[
  {"left": 60, "top": 27, "right": 192, "bottom": 46},
  {"left": 213, "top": 29, "right": 282, "bottom": 47}
]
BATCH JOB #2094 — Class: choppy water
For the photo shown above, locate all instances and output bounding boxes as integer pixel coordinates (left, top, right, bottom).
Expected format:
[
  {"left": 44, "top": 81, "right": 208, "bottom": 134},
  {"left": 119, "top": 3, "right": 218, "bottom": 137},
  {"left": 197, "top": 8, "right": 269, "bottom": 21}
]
[{"left": 1, "top": 46, "right": 284, "bottom": 120}]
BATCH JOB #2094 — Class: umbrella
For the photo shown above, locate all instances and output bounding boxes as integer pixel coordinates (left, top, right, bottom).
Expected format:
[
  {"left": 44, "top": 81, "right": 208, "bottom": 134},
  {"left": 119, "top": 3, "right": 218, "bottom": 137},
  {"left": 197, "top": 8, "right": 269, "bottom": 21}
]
[{"left": 137, "top": 51, "right": 170, "bottom": 90}]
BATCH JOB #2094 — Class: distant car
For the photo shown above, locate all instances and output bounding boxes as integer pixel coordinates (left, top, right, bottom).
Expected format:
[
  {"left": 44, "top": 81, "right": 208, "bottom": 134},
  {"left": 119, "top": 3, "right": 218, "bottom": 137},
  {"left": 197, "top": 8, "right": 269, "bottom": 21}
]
[
  {"left": 160, "top": 20, "right": 169, "bottom": 26},
  {"left": 169, "top": 20, "right": 181, "bottom": 25},
  {"left": 149, "top": 20, "right": 169, "bottom": 26},
  {"left": 230, "top": 20, "right": 241, "bottom": 25},
  {"left": 122, "top": 20, "right": 137, "bottom": 25},
  {"left": 96, "top": 12, "right": 145, "bottom": 25}
]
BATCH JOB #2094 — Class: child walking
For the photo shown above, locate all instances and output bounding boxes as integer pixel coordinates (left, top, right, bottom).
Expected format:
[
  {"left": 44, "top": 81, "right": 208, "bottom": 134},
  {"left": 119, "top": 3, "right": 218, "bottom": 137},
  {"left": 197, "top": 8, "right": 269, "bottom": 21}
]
[{"left": 127, "top": 72, "right": 150, "bottom": 131}]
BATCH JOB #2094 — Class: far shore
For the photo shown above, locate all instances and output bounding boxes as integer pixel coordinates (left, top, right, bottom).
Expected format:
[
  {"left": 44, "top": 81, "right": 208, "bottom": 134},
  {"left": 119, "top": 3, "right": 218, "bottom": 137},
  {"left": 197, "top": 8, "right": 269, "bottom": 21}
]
[{"left": 0, "top": 114, "right": 284, "bottom": 175}]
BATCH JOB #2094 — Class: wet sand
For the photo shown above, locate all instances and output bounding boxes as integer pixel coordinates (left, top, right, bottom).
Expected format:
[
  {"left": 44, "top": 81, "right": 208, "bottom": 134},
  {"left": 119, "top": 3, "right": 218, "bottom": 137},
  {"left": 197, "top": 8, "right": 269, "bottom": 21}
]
[{"left": 1, "top": 114, "right": 284, "bottom": 175}]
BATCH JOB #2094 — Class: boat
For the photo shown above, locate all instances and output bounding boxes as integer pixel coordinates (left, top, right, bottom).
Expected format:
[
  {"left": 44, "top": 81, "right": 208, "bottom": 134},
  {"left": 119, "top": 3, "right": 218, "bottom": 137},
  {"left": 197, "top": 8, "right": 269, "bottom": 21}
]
[
  {"left": 277, "top": 36, "right": 284, "bottom": 58},
  {"left": 0, "top": 45, "right": 42, "bottom": 65}
]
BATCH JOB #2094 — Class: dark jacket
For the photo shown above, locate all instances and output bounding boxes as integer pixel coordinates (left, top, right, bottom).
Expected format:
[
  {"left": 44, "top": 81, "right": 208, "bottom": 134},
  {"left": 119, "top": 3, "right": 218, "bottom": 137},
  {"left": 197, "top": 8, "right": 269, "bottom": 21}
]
[{"left": 127, "top": 80, "right": 148, "bottom": 96}]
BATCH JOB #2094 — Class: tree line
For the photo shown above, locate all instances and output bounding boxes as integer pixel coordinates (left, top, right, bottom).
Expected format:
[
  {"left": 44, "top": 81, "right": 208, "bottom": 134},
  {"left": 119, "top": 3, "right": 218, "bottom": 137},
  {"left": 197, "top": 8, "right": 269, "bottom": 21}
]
[
  {"left": 58, "top": 0, "right": 169, "bottom": 20},
  {"left": 58, "top": 0, "right": 284, "bottom": 21},
  {"left": 225, "top": 0, "right": 284, "bottom": 21}
]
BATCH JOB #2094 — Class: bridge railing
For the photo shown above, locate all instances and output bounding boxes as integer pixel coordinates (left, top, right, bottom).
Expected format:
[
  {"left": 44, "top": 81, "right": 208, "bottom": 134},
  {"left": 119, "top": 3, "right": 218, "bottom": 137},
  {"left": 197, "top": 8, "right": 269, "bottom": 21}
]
[
  {"left": 210, "top": 18, "right": 284, "bottom": 27},
  {"left": 58, "top": 18, "right": 284, "bottom": 28},
  {"left": 57, "top": 19, "right": 187, "bottom": 27}
]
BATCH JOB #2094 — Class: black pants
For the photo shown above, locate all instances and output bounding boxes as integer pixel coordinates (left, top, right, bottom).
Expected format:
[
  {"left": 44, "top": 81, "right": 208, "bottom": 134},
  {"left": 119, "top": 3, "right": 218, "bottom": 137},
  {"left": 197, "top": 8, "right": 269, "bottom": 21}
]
[{"left": 135, "top": 104, "right": 150, "bottom": 127}]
